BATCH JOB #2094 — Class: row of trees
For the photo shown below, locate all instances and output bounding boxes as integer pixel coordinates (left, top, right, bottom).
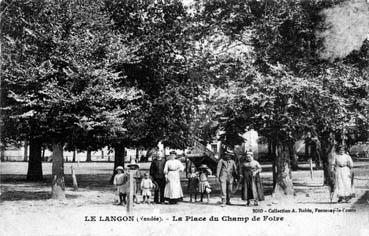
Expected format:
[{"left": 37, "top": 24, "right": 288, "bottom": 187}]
[
  {"left": 1, "top": 0, "right": 369, "bottom": 199},
  {"left": 1, "top": 0, "right": 202, "bottom": 199},
  {"left": 192, "top": 0, "right": 369, "bottom": 196}
]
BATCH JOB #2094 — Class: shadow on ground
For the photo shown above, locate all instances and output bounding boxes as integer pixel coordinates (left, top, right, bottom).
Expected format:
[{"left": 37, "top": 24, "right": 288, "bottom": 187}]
[
  {"left": 0, "top": 190, "right": 79, "bottom": 202},
  {"left": 354, "top": 190, "right": 369, "bottom": 205}
]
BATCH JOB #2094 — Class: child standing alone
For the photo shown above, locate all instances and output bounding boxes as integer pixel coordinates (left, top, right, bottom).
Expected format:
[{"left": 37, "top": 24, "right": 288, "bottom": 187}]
[
  {"left": 198, "top": 164, "right": 212, "bottom": 203},
  {"left": 140, "top": 172, "right": 154, "bottom": 204},
  {"left": 187, "top": 166, "right": 199, "bottom": 202},
  {"left": 113, "top": 166, "right": 128, "bottom": 205}
]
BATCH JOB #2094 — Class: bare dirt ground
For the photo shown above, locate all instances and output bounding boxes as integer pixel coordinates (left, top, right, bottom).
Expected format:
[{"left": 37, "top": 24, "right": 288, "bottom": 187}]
[{"left": 1, "top": 161, "right": 369, "bottom": 236}]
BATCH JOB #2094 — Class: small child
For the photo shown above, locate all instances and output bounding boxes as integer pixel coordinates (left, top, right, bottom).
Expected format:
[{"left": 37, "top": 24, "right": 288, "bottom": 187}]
[
  {"left": 113, "top": 166, "right": 129, "bottom": 205},
  {"left": 187, "top": 166, "right": 199, "bottom": 202},
  {"left": 198, "top": 164, "right": 212, "bottom": 203},
  {"left": 140, "top": 172, "right": 154, "bottom": 204}
]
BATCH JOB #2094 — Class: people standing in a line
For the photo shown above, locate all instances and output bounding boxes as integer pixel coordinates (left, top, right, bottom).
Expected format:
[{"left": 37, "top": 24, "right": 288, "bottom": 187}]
[
  {"left": 216, "top": 153, "right": 238, "bottom": 207},
  {"left": 187, "top": 166, "right": 199, "bottom": 202},
  {"left": 332, "top": 145, "right": 354, "bottom": 203},
  {"left": 113, "top": 166, "right": 128, "bottom": 205},
  {"left": 149, "top": 153, "right": 166, "bottom": 204},
  {"left": 164, "top": 151, "right": 185, "bottom": 204},
  {"left": 140, "top": 172, "right": 154, "bottom": 204},
  {"left": 240, "top": 152, "right": 265, "bottom": 206},
  {"left": 198, "top": 164, "right": 212, "bottom": 203}
]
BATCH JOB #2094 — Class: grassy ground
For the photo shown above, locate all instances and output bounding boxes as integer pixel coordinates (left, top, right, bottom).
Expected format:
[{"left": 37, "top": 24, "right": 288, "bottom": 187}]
[{"left": 1, "top": 161, "right": 369, "bottom": 236}]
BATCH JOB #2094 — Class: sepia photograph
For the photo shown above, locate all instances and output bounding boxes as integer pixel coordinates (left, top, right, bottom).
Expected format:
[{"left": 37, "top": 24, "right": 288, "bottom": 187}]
[{"left": 1, "top": 0, "right": 369, "bottom": 235}]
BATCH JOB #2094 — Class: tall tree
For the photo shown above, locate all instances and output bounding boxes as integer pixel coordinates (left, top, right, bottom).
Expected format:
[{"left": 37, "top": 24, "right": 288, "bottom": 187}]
[
  {"left": 1, "top": 0, "right": 142, "bottom": 198},
  {"left": 104, "top": 0, "right": 203, "bottom": 152}
]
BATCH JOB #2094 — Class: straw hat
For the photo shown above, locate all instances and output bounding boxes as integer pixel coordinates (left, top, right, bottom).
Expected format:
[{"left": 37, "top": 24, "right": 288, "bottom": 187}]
[{"left": 115, "top": 166, "right": 124, "bottom": 171}]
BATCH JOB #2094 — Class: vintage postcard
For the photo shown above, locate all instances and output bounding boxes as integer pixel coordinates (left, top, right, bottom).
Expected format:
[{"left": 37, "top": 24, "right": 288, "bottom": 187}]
[{"left": 1, "top": 0, "right": 369, "bottom": 235}]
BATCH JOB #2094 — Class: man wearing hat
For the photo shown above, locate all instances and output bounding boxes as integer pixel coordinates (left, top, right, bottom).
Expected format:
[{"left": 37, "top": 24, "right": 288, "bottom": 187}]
[
  {"left": 216, "top": 152, "right": 238, "bottom": 206},
  {"left": 149, "top": 152, "right": 166, "bottom": 204}
]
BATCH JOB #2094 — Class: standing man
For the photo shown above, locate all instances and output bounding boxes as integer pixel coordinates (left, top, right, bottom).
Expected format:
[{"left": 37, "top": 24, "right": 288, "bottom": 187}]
[
  {"left": 216, "top": 153, "right": 238, "bottom": 207},
  {"left": 150, "top": 153, "right": 166, "bottom": 204}
]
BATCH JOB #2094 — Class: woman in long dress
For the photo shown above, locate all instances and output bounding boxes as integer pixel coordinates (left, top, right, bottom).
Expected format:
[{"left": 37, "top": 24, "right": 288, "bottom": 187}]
[
  {"left": 332, "top": 145, "right": 354, "bottom": 203},
  {"left": 240, "top": 152, "right": 265, "bottom": 206},
  {"left": 164, "top": 151, "right": 184, "bottom": 204}
]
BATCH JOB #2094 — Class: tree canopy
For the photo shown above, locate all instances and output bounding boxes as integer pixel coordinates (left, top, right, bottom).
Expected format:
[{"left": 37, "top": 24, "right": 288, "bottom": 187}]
[{"left": 1, "top": 0, "right": 142, "bottom": 149}]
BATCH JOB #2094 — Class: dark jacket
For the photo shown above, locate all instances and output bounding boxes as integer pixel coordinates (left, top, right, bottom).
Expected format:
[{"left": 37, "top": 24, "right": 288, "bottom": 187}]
[{"left": 150, "top": 158, "right": 166, "bottom": 180}]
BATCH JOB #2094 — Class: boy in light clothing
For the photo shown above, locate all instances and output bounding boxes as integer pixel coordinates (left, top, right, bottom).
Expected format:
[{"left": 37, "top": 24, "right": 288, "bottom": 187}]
[{"left": 141, "top": 172, "right": 154, "bottom": 204}]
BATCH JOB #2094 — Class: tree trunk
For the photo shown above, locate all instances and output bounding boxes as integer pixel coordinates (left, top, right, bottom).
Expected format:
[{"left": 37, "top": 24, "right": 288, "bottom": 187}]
[
  {"left": 72, "top": 150, "right": 76, "bottom": 162},
  {"left": 320, "top": 137, "right": 335, "bottom": 187},
  {"left": 219, "top": 142, "right": 224, "bottom": 160},
  {"left": 110, "top": 144, "right": 125, "bottom": 183},
  {"left": 289, "top": 142, "right": 298, "bottom": 170},
  {"left": 136, "top": 148, "right": 139, "bottom": 162},
  {"left": 315, "top": 151, "right": 321, "bottom": 169},
  {"left": 42, "top": 146, "right": 46, "bottom": 161},
  {"left": 51, "top": 142, "right": 65, "bottom": 199},
  {"left": 272, "top": 144, "right": 294, "bottom": 197},
  {"left": 86, "top": 149, "right": 92, "bottom": 162},
  {"left": 26, "top": 138, "right": 43, "bottom": 181},
  {"left": 268, "top": 140, "right": 272, "bottom": 157},
  {"left": 0, "top": 148, "right": 4, "bottom": 161},
  {"left": 271, "top": 142, "right": 277, "bottom": 188},
  {"left": 23, "top": 140, "right": 28, "bottom": 162},
  {"left": 321, "top": 144, "right": 330, "bottom": 185}
]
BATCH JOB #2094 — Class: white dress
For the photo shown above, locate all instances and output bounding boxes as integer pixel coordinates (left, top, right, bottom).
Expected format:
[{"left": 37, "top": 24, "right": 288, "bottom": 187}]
[
  {"left": 141, "top": 178, "right": 153, "bottom": 197},
  {"left": 333, "top": 153, "right": 354, "bottom": 197},
  {"left": 164, "top": 159, "right": 184, "bottom": 199},
  {"left": 113, "top": 173, "right": 129, "bottom": 194}
]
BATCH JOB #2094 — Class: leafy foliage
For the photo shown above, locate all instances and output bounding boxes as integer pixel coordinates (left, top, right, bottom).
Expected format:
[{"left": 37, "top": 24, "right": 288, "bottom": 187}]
[
  {"left": 1, "top": 0, "right": 142, "bottom": 148},
  {"left": 104, "top": 0, "right": 203, "bottom": 149},
  {"left": 192, "top": 0, "right": 369, "bottom": 146}
]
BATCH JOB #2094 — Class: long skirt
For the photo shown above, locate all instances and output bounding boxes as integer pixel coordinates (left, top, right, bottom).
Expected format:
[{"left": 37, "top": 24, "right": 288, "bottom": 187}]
[
  {"left": 164, "top": 171, "right": 183, "bottom": 199},
  {"left": 335, "top": 166, "right": 353, "bottom": 198},
  {"left": 241, "top": 170, "right": 264, "bottom": 201}
]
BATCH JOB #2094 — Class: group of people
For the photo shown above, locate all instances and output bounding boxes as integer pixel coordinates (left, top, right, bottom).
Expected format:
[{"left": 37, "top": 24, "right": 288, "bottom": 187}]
[
  {"left": 113, "top": 143, "right": 356, "bottom": 206},
  {"left": 113, "top": 151, "right": 185, "bottom": 205},
  {"left": 113, "top": 150, "right": 265, "bottom": 207},
  {"left": 216, "top": 151, "right": 264, "bottom": 206}
]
